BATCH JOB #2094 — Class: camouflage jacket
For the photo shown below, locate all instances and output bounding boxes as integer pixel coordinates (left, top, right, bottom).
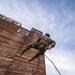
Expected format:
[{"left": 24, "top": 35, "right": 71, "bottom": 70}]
[{"left": 36, "top": 35, "right": 56, "bottom": 49}]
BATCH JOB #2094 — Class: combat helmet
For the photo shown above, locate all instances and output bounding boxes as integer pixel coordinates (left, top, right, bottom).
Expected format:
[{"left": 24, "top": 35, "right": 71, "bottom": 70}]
[{"left": 45, "top": 33, "right": 50, "bottom": 37}]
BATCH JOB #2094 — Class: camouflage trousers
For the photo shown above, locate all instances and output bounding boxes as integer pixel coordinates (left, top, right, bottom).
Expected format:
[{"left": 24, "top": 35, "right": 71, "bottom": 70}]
[{"left": 19, "top": 42, "right": 46, "bottom": 62}]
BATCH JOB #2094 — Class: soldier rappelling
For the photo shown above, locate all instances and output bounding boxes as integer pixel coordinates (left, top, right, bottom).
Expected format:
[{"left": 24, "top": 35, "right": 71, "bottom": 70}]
[{"left": 18, "top": 33, "right": 56, "bottom": 63}]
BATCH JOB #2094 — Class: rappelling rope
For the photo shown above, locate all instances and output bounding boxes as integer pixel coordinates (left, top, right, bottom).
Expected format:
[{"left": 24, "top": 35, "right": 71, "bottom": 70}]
[
  {"left": 45, "top": 54, "right": 61, "bottom": 75},
  {"left": 4, "top": 38, "right": 26, "bottom": 75},
  {"left": 34, "top": 55, "right": 40, "bottom": 75},
  {"left": 31, "top": 54, "right": 40, "bottom": 75}
]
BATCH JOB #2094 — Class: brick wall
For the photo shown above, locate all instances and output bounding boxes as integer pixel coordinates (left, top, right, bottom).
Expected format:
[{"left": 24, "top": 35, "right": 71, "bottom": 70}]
[{"left": 0, "top": 14, "right": 46, "bottom": 75}]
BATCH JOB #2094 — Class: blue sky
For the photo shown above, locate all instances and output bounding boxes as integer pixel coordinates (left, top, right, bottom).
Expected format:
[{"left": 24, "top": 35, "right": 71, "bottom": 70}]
[{"left": 0, "top": 0, "right": 75, "bottom": 75}]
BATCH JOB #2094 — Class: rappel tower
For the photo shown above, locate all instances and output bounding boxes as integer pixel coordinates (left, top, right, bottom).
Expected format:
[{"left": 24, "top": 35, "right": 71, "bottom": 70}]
[{"left": 0, "top": 14, "right": 46, "bottom": 75}]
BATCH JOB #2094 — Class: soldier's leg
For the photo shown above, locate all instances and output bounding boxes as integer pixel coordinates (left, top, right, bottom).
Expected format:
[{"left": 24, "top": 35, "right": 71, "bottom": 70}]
[
  {"left": 19, "top": 45, "right": 31, "bottom": 56},
  {"left": 28, "top": 51, "right": 43, "bottom": 63},
  {"left": 19, "top": 43, "right": 36, "bottom": 56}
]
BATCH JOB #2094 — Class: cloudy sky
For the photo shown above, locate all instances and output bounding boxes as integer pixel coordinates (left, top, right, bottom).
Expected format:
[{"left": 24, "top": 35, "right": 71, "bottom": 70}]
[{"left": 0, "top": 0, "right": 75, "bottom": 75}]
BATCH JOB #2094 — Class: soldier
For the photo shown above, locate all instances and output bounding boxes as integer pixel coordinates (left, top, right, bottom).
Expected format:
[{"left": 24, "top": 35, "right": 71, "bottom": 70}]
[{"left": 19, "top": 33, "right": 56, "bottom": 63}]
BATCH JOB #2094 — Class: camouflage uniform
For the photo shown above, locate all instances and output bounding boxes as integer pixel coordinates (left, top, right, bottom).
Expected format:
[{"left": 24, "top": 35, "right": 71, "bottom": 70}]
[{"left": 19, "top": 34, "right": 56, "bottom": 63}]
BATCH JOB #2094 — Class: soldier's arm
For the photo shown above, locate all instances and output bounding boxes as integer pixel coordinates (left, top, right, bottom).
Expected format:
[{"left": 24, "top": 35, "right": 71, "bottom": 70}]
[
  {"left": 51, "top": 41, "right": 56, "bottom": 47},
  {"left": 36, "top": 37, "right": 41, "bottom": 42},
  {"left": 47, "top": 41, "right": 56, "bottom": 50}
]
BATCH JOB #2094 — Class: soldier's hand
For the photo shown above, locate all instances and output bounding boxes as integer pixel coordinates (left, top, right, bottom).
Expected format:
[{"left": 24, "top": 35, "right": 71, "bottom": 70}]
[
  {"left": 45, "top": 46, "right": 49, "bottom": 49},
  {"left": 45, "top": 45, "right": 52, "bottom": 50}
]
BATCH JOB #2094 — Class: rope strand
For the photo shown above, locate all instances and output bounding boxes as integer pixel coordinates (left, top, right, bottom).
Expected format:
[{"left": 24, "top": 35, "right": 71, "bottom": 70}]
[
  {"left": 30, "top": 55, "right": 40, "bottom": 75},
  {"left": 45, "top": 54, "right": 61, "bottom": 75},
  {"left": 34, "top": 56, "right": 40, "bottom": 75}
]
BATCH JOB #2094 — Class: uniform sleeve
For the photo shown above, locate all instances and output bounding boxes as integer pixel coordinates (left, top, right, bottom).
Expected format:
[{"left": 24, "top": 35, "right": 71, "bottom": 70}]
[
  {"left": 47, "top": 40, "right": 56, "bottom": 50},
  {"left": 51, "top": 41, "right": 56, "bottom": 47},
  {"left": 36, "top": 36, "right": 42, "bottom": 42}
]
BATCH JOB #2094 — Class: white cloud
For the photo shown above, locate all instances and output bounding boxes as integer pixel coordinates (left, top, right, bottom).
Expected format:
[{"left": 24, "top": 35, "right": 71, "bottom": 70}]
[{"left": 45, "top": 48, "right": 75, "bottom": 75}]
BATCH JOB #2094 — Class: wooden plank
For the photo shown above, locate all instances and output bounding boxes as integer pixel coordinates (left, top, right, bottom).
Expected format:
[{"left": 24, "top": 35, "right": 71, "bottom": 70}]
[
  {"left": 0, "top": 68, "right": 6, "bottom": 75},
  {"left": 5, "top": 70, "right": 24, "bottom": 75},
  {"left": 0, "top": 56, "right": 12, "bottom": 69}
]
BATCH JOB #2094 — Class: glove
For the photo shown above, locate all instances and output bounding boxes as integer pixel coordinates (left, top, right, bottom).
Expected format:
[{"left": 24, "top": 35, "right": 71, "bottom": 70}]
[
  {"left": 48, "top": 45, "right": 52, "bottom": 49},
  {"left": 45, "top": 45, "right": 52, "bottom": 50}
]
